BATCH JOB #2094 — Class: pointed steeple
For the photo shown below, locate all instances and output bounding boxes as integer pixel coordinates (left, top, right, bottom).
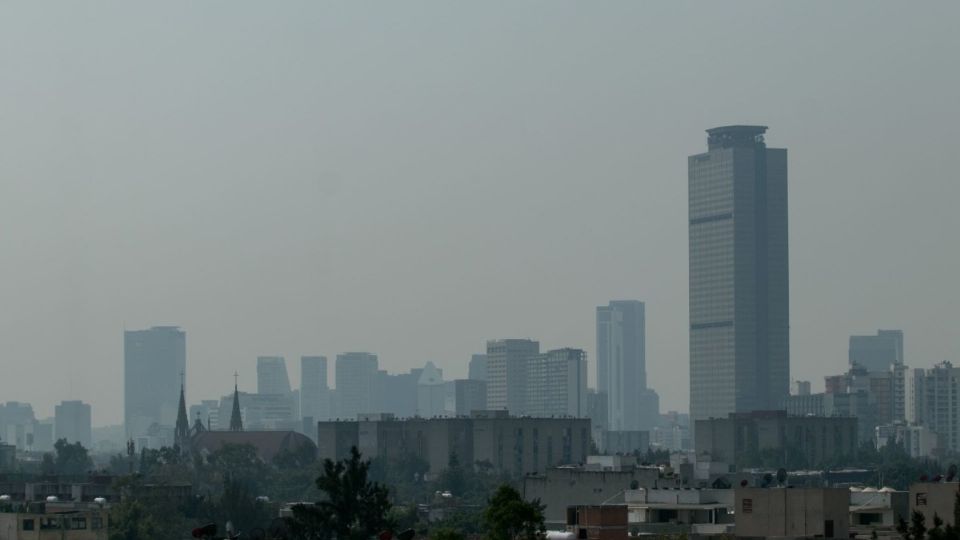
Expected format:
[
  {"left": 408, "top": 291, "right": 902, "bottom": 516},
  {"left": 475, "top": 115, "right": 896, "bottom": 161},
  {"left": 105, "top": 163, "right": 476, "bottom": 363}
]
[
  {"left": 175, "top": 373, "right": 190, "bottom": 448},
  {"left": 229, "top": 372, "right": 244, "bottom": 432}
]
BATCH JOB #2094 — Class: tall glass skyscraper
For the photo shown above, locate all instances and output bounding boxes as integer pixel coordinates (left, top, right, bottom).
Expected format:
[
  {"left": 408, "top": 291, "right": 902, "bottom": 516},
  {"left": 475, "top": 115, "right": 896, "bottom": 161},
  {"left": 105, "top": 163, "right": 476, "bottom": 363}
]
[
  {"left": 688, "top": 125, "right": 789, "bottom": 428},
  {"left": 596, "top": 301, "right": 648, "bottom": 430}
]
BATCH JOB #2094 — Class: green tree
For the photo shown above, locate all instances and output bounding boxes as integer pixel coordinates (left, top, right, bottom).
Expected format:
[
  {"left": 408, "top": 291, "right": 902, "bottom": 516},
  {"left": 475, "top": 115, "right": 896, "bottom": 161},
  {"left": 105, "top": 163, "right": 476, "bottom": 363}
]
[
  {"left": 53, "top": 438, "right": 93, "bottom": 475},
  {"left": 431, "top": 527, "right": 466, "bottom": 540},
  {"left": 909, "top": 510, "right": 926, "bottom": 540},
  {"left": 289, "top": 446, "right": 393, "bottom": 540},
  {"left": 109, "top": 500, "right": 162, "bottom": 540},
  {"left": 482, "top": 484, "right": 545, "bottom": 540}
]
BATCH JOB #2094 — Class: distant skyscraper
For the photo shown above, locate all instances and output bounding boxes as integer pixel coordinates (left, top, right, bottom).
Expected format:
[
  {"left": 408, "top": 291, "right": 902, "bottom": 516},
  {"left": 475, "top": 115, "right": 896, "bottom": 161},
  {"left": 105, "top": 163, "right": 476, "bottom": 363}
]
[
  {"left": 124, "top": 326, "right": 186, "bottom": 438},
  {"left": 849, "top": 330, "right": 904, "bottom": 372},
  {"left": 469, "top": 354, "right": 488, "bottom": 381},
  {"left": 596, "top": 301, "right": 647, "bottom": 430},
  {"left": 54, "top": 400, "right": 91, "bottom": 448},
  {"left": 257, "top": 356, "right": 291, "bottom": 395},
  {"left": 300, "top": 356, "right": 330, "bottom": 422},
  {"left": 525, "top": 348, "right": 588, "bottom": 418},
  {"left": 486, "top": 339, "right": 540, "bottom": 414},
  {"left": 416, "top": 362, "right": 446, "bottom": 417},
  {"left": 688, "top": 125, "right": 789, "bottom": 428},
  {"left": 335, "top": 352, "right": 379, "bottom": 420}
]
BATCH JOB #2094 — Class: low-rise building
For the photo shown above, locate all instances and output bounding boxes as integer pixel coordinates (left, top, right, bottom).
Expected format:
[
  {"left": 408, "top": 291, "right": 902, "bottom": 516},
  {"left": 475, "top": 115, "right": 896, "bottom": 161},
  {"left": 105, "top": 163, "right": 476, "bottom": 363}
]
[
  {"left": 849, "top": 487, "right": 908, "bottom": 536},
  {"left": 624, "top": 487, "right": 734, "bottom": 537},
  {"left": 695, "top": 410, "right": 858, "bottom": 467},
  {"left": 524, "top": 462, "right": 662, "bottom": 528},
  {"left": 910, "top": 481, "right": 960, "bottom": 529},
  {"left": 565, "top": 505, "right": 628, "bottom": 540},
  {"left": 734, "top": 487, "right": 849, "bottom": 539},
  {"left": 318, "top": 412, "right": 590, "bottom": 479},
  {"left": 0, "top": 501, "right": 109, "bottom": 540}
]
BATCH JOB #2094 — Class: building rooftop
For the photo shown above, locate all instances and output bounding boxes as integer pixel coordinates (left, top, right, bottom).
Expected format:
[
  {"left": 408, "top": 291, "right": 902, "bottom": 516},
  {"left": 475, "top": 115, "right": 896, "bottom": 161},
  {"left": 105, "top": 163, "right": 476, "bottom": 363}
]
[{"left": 706, "top": 125, "right": 768, "bottom": 150}]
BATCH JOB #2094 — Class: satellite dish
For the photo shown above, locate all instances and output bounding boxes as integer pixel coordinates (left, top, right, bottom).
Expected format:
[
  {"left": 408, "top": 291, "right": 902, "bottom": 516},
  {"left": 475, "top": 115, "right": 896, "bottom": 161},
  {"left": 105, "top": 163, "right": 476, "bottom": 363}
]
[
  {"left": 740, "top": 479, "right": 749, "bottom": 487},
  {"left": 762, "top": 473, "right": 773, "bottom": 487}
]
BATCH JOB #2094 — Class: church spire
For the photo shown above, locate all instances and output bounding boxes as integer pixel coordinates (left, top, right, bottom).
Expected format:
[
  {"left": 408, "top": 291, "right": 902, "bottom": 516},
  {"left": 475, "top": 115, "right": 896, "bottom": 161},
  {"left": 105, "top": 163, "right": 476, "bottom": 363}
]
[
  {"left": 229, "top": 372, "right": 244, "bottom": 432},
  {"left": 175, "top": 373, "right": 190, "bottom": 448}
]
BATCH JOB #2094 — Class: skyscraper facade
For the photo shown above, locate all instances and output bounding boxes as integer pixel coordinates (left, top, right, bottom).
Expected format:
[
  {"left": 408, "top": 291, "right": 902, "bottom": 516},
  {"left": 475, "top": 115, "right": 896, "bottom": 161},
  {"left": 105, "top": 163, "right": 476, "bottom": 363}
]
[
  {"left": 468, "top": 354, "right": 488, "bottom": 381},
  {"left": 596, "top": 300, "right": 647, "bottom": 430},
  {"left": 256, "top": 356, "right": 292, "bottom": 395},
  {"left": 849, "top": 330, "right": 904, "bottom": 372},
  {"left": 486, "top": 339, "right": 540, "bottom": 414},
  {"left": 300, "top": 356, "right": 330, "bottom": 422},
  {"left": 124, "top": 326, "right": 186, "bottom": 438},
  {"left": 688, "top": 125, "right": 789, "bottom": 427},
  {"left": 54, "top": 400, "right": 92, "bottom": 448},
  {"left": 525, "top": 348, "right": 588, "bottom": 418},
  {"left": 335, "top": 352, "right": 379, "bottom": 420}
]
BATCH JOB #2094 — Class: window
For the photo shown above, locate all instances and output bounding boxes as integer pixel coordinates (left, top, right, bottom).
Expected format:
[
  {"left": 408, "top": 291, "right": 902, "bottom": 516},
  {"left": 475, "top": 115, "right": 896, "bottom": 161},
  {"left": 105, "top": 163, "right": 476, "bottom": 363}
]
[
  {"left": 916, "top": 493, "right": 928, "bottom": 506},
  {"left": 742, "top": 498, "right": 753, "bottom": 513},
  {"left": 92, "top": 516, "right": 103, "bottom": 530},
  {"left": 70, "top": 517, "right": 87, "bottom": 530},
  {"left": 22, "top": 519, "right": 35, "bottom": 531}
]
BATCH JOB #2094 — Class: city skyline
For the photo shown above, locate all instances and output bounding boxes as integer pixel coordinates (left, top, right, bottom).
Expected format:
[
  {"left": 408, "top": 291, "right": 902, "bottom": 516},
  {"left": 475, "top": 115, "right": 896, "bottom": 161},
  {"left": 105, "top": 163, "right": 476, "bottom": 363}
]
[{"left": 2, "top": 2, "right": 958, "bottom": 426}]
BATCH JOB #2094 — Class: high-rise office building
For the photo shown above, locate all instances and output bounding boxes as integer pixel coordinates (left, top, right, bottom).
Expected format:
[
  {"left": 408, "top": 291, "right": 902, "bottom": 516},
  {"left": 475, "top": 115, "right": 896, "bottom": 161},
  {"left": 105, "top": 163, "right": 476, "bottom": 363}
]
[
  {"left": 300, "top": 356, "right": 330, "bottom": 422},
  {"left": 688, "top": 125, "right": 789, "bottom": 428},
  {"left": 335, "top": 352, "right": 379, "bottom": 420},
  {"left": 257, "top": 356, "right": 292, "bottom": 395},
  {"left": 849, "top": 330, "right": 904, "bottom": 373},
  {"left": 525, "top": 348, "right": 588, "bottom": 418},
  {"left": 469, "top": 354, "right": 488, "bottom": 381},
  {"left": 124, "top": 326, "right": 186, "bottom": 438},
  {"left": 596, "top": 301, "right": 648, "bottom": 430},
  {"left": 486, "top": 339, "right": 540, "bottom": 414},
  {"left": 54, "top": 400, "right": 92, "bottom": 448}
]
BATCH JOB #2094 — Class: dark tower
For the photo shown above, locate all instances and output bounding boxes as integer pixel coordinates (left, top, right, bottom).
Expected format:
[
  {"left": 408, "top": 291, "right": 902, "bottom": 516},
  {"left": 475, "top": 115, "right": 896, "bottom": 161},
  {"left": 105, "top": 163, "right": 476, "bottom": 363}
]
[
  {"left": 174, "top": 377, "right": 190, "bottom": 449},
  {"left": 229, "top": 373, "right": 244, "bottom": 432}
]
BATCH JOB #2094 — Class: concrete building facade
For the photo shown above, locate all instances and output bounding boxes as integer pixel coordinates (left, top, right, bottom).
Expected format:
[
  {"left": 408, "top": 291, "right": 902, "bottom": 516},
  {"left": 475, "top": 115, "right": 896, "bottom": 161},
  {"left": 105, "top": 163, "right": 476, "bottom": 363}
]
[
  {"left": 735, "top": 487, "right": 849, "bottom": 539},
  {"left": 486, "top": 339, "right": 539, "bottom": 415},
  {"left": 695, "top": 411, "right": 858, "bottom": 467},
  {"left": 317, "top": 412, "right": 590, "bottom": 478},
  {"left": 335, "top": 352, "right": 379, "bottom": 420}
]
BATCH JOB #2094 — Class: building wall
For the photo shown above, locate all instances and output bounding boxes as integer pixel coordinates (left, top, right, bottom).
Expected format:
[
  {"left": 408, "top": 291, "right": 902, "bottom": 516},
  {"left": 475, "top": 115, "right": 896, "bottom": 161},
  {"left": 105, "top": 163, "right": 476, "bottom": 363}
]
[
  {"left": 910, "top": 482, "right": 960, "bottom": 528},
  {"left": 735, "top": 487, "right": 849, "bottom": 539},
  {"left": 526, "top": 348, "right": 587, "bottom": 418},
  {"left": 486, "top": 339, "right": 539, "bottom": 415},
  {"left": 335, "top": 353, "right": 379, "bottom": 420},
  {"left": 695, "top": 411, "right": 858, "bottom": 466},
  {"left": 319, "top": 414, "right": 590, "bottom": 478},
  {"left": 300, "top": 356, "right": 330, "bottom": 422},
  {"left": 525, "top": 468, "right": 659, "bottom": 526}
]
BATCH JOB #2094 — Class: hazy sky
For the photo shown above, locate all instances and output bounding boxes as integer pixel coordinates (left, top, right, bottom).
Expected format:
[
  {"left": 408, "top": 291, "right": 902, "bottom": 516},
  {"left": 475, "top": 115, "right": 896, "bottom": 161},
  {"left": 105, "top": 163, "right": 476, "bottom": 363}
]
[{"left": 2, "top": 2, "right": 958, "bottom": 426}]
